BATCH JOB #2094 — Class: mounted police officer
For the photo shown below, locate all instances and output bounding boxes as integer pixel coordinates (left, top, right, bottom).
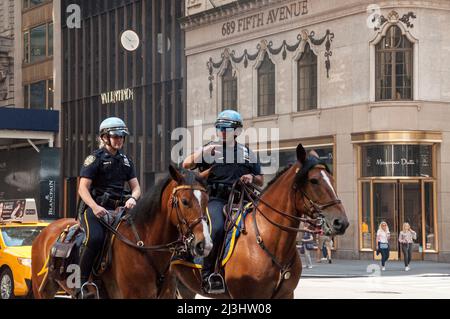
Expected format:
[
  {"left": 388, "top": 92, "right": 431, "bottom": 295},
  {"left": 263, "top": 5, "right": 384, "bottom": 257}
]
[
  {"left": 77, "top": 117, "right": 141, "bottom": 298},
  {"left": 183, "top": 110, "right": 264, "bottom": 294}
]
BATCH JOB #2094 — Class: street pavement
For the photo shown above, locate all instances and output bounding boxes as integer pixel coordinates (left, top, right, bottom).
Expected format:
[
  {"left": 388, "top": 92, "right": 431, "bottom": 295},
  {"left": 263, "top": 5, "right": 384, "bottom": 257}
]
[
  {"left": 296, "top": 258, "right": 450, "bottom": 299},
  {"left": 194, "top": 259, "right": 450, "bottom": 299},
  {"left": 300, "top": 258, "right": 450, "bottom": 277}
]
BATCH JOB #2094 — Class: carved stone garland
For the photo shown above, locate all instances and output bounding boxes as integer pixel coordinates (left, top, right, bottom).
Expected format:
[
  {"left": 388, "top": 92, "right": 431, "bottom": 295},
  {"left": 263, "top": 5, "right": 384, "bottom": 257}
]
[{"left": 206, "top": 29, "right": 334, "bottom": 98}]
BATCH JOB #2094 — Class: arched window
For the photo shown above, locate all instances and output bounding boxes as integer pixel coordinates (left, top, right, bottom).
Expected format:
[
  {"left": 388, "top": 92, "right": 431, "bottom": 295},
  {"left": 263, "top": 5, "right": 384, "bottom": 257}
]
[
  {"left": 298, "top": 43, "right": 317, "bottom": 111},
  {"left": 221, "top": 62, "right": 237, "bottom": 111},
  {"left": 257, "top": 52, "right": 275, "bottom": 116},
  {"left": 376, "top": 25, "right": 413, "bottom": 101}
]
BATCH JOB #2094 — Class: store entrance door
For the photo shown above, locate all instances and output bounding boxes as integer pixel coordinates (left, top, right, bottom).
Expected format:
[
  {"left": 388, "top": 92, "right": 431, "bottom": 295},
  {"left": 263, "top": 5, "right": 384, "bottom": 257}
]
[{"left": 373, "top": 180, "right": 423, "bottom": 261}]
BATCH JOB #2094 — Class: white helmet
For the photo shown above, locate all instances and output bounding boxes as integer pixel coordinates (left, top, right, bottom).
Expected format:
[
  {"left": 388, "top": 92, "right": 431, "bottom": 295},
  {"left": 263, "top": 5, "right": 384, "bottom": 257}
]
[{"left": 99, "top": 117, "right": 129, "bottom": 137}]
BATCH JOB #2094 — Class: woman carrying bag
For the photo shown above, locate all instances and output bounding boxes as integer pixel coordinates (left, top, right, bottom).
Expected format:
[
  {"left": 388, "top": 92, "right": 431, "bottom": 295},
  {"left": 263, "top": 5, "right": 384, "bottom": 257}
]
[{"left": 376, "top": 221, "right": 390, "bottom": 271}]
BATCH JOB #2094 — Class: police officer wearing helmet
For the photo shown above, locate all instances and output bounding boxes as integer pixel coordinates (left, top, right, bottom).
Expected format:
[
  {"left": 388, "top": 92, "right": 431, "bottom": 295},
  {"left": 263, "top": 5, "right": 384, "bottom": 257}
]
[
  {"left": 77, "top": 117, "right": 141, "bottom": 298},
  {"left": 183, "top": 110, "right": 264, "bottom": 294}
]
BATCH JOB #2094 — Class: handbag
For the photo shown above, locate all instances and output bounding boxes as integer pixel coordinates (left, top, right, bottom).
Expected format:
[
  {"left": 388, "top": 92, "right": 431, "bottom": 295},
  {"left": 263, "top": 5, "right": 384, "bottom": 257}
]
[
  {"left": 299, "top": 245, "right": 305, "bottom": 254},
  {"left": 305, "top": 242, "right": 315, "bottom": 250},
  {"left": 379, "top": 242, "right": 389, "bottom": 249}
]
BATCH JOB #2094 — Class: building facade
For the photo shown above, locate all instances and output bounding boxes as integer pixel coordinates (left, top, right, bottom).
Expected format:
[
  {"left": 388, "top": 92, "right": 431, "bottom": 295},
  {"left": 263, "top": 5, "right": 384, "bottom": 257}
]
[
  {"left": 61, "top": 0, "right": 186, "bottom": 217},
  {"left": 0, "top": 0, "right": 61, "bottom": 220},
  {"left": 0, "top": 0, "right": 14, "bottom": 107},
  {"left": 182, "top": 0, "right": 450, "bottom": 262}
]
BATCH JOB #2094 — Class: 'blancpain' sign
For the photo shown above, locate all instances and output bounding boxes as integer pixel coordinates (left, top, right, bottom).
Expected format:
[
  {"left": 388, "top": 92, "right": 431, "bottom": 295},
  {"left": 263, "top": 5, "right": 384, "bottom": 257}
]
[
  {"left": 221, "top": 0, "right": 309, "bottom": 37},
  {"left": 101, "top": 88, "right": 134, "bottom": 105}
]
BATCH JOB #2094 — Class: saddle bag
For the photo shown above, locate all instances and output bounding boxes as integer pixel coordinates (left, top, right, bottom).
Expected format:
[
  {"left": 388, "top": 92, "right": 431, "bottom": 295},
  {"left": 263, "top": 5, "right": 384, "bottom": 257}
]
[{"left": 49, "top": 224, "right": 85, "bottom": 280}]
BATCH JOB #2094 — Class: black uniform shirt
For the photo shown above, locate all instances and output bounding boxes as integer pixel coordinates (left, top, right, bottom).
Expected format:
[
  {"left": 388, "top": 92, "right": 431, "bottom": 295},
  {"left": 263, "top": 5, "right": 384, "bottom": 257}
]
[
  {"left": 80, "top": 148, "right": 136, "bottom": 199},
  {"left": 197, "top": 142, "right": 262, "bottom": 186}
]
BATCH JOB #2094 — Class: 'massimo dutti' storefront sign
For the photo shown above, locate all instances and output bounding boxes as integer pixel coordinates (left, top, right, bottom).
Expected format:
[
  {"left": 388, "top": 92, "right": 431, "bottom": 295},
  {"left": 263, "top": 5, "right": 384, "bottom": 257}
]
[{"left": 220, "top": 0, "right": 309, "bottom": 37}]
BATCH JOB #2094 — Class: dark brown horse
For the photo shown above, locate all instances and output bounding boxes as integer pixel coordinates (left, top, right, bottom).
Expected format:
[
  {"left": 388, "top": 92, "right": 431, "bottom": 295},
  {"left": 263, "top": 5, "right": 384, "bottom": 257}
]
[
  {"left": 173, "top": 144, "right": 349, "bottom": 299},
  {"left": 31, "top": 165, "right": 212, "bottom": 299}
]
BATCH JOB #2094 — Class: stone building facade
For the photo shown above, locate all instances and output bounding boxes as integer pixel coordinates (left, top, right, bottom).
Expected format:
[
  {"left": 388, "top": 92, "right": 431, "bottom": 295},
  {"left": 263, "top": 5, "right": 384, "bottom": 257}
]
[
  {"left": 0, "top": 0, "right": 14, "bottom": 107},
  {"left": 182, "top": 0, "right": 450, "bottom": 262}
]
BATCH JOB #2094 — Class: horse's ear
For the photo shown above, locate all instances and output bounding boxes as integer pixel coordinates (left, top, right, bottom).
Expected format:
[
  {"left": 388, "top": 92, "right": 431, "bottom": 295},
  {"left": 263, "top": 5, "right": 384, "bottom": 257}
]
[
  {"left": 296, "top": 144, "right": 307, "bottom": 165},
  {"left": 169, "top": 164, "right": 184, "bottom": 184}
]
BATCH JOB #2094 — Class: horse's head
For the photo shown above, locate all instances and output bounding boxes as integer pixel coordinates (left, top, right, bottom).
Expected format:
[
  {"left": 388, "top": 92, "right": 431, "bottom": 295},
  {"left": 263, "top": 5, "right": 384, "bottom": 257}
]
[
  {"left": 168, "top": 165, "right": 213, "bottom": 258},
  {"left": 293, "top": 144, "right": 349, "bottom": 236}
]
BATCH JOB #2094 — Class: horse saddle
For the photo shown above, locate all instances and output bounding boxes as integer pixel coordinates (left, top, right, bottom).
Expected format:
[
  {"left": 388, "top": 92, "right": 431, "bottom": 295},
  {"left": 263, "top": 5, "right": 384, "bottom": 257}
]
[{"left": 49, "top": 208, "right": 127, "bottom": 281}]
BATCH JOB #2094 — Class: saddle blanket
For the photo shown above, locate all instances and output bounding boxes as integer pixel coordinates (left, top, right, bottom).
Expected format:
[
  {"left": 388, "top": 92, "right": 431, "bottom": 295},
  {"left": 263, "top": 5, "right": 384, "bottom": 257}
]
[{"left": 171, "top": 203, "right": 253, "bottom": 269}]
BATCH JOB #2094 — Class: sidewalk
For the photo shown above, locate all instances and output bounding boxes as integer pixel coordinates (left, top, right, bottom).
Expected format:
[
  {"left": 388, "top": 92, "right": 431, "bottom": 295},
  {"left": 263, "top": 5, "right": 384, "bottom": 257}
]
[{"left": 300, "top": 258, "right": 450, "bottom": 278}]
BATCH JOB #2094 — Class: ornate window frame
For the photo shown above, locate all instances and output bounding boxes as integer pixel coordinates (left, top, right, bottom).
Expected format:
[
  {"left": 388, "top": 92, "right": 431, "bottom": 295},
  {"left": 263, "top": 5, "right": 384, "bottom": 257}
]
[
  {"left": 369, "top": 11, "right": 419, "bottom": 102},
  {"left": 253, "top": 41, "right": 277, "bottom": 117},
  {"left": 216, "top": 51, "right": 240, "bottom": 112},
  {"left": 292, "top": 30, "right": 320, "bottom": 113}
]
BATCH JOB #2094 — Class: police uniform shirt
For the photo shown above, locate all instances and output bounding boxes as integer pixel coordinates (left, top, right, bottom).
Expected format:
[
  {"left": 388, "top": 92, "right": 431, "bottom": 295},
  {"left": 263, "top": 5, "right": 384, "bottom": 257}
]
[
  {"left": 197, "top": 142, "right": 262, "bottom": 186},
  {"left": 80, "top": 148, "right": 136, "bottom": 199}
]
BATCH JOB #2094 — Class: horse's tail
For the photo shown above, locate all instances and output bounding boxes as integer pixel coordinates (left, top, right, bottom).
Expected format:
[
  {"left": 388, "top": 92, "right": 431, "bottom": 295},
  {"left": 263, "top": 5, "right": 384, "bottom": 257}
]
[{"left": 31, "top": 218, "right": 77, "bottom": 299}]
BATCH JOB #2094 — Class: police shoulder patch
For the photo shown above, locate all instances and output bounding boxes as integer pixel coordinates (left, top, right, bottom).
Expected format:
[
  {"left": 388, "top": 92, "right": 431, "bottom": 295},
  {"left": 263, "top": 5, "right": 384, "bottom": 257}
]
[{"left": 83, "top": 155, "right": 97, "bottom": 167}]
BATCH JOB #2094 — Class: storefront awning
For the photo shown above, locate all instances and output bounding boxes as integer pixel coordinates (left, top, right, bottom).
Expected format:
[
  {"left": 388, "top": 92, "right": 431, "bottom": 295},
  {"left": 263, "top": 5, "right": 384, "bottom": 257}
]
[
  {"left": 0, "top": 107, "right": 59, "bottom": 149},
  {"left": 0, "top": 107, "right": 59, "bottom": 132}
]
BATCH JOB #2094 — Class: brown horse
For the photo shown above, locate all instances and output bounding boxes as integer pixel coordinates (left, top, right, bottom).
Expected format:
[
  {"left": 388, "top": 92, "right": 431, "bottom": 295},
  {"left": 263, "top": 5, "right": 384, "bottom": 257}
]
[
  {"left": 31, "top": 165, "right": 212, "bottom": 299},
  {"left": 172, "top": 144, "right": 349, "bottom": 299}
]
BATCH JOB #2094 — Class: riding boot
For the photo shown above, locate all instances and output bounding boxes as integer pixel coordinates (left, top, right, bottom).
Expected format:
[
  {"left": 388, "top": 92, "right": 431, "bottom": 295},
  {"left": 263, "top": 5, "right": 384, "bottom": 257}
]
[
  {"left": 201, "top": 247, "right": 225, "bottom": 294},
  {"left": 76, "top": 246, "right": 98, "bottom": 299}
]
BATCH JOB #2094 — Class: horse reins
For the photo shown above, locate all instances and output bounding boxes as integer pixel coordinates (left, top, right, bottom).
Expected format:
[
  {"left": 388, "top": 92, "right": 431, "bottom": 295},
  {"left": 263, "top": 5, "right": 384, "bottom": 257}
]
[
  {"left": 236, "top": 163, "right": 342, "bottom": 298},
  {"left": 98, "top": 184, "right": 208, "bottom": 253}
]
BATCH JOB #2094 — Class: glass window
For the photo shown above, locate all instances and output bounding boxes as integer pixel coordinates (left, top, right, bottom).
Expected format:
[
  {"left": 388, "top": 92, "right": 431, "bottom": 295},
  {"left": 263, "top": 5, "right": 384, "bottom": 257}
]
[
  {"left": 24, "top": 23, "right": 52, "bottom": 64},
  {"left": 424, "top": 182, "right": 436, "bottom": 251},
  {"left": 362, "top": 144, "right": 433, "bottom": 177},
  {"left": 376, "top": 25, "right": 413, "bottom": 101},
  {"left": 23, "top": 0, "right": 46, "bottom": 10},
  {"left": 29, "top": 80, "right": 47, "bottom": 109},
  {"left": 361, "top": 182, "right": 372, "bottom": 249},
  {"left": 222, "top": 62, "right": 237, "bottom": 111},
  {"left": 298, "top": 43, "right": 317, "bottom": 111},
  {"left": 1, "top": 227, "right": 46, "bottom": 247},
  {"left": 30, "top": 24, "right": 47, "bottom": 63},
  {"left": 24, "top": 31, "right": 29, "bottom": 63},
  {"left": 48, "top": 23, "right": 53, "bottom": 56},
  {"left": 260, "top": 146, "right": 334, "bottom": 186},
  {"left": 258, "top": 52, "right": 275, "bottom": 116}
]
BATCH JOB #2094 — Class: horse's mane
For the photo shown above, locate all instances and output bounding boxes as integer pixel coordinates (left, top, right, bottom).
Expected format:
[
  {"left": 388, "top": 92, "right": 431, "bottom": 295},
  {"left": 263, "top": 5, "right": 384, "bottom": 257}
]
[
  {"left": 129, "top": 168, "right": 206, "bottom": 225},
  {"left": 262, "top": 151, "right": 323, "bottom": 193},
  {"left": 262, "top": 164, "right": 294, "bottom": 194}
]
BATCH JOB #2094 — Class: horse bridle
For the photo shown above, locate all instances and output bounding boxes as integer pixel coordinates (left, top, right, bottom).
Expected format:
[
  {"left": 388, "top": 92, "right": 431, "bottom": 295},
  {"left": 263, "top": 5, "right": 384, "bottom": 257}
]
[
  {"left": 238, "top": 162, "right": 342, "bottom": 234},
  {"left": 294, "top": 165, "right": 342, "bottom": 229},
  {"left": 170, "top": 185, "right": 208, "bottom": 252}
]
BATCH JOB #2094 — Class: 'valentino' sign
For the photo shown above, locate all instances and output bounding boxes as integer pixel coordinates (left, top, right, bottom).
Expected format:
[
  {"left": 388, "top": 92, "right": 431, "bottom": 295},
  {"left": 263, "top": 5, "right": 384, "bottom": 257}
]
[
  {"left": 101, "top": 88, "right": 134, "bottom": 105},
  {"left": 221, "top": 0, "right": 309, "bottom": 37}
]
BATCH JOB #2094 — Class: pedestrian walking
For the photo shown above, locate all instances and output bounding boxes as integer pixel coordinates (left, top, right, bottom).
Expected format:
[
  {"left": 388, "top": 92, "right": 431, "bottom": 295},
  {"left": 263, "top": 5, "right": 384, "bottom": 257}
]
[
  {"left": 301, "top": 229, "right": 315, "bottom": 269},
  {"left": 316, "top": 231, "right": 333, "bottom": 263},
  {"left": 399, "top": 222, "right": 417, "bottom": 271},
  {"left": 376, "top": 221, "right": 390, "bottom": 271}
]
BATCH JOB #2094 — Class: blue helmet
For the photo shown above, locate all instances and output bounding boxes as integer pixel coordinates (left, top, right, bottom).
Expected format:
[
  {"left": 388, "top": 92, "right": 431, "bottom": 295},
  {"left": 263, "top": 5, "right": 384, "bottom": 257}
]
[
  {"left": 99, "top": 117, "right": 129, "bottom": 137},
  {"left": 215, "top": 110, "right": 243, "bottom": 130}
]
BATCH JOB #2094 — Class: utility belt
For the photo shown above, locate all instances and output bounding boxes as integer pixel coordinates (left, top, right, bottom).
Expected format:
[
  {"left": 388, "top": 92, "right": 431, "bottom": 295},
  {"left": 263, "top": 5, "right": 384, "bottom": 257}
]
[
  {"left": 93, "top": 191, "right": 127, "bottom": 210},
  {"left": 208, "top": 183, "right": 233, "bottom": 200}
]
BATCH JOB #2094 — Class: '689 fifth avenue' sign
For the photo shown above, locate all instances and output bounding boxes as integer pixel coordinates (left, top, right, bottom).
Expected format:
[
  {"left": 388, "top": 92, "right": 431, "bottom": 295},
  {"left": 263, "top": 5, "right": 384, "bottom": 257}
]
[{"left": 221, "top": 0, "right": 309, "bottom": 37}]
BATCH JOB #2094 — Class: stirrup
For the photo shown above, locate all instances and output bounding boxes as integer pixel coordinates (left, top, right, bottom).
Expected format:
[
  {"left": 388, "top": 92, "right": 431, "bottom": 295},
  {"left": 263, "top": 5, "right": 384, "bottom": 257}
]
[
  {"left": 80, "top": 281, "right": 100, "bottom": 299},
  {"left": 204, "top": 273, "right": 226, "bottom": 295}
]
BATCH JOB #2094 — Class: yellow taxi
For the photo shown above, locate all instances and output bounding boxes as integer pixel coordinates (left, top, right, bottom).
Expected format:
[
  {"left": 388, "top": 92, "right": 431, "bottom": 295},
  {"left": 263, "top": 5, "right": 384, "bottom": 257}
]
[{"left": 0, "top": 199, "right": 49, "bottom": 299}]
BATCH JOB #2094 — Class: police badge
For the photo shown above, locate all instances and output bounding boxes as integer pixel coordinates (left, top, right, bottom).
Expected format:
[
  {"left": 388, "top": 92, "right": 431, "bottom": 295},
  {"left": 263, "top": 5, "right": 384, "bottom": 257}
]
[
  {"left": 122, "top": 155, "right": 131, "bottom": 167},
  {"left": 83, "top": 155, "right": 96, "bottom": 167}
]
